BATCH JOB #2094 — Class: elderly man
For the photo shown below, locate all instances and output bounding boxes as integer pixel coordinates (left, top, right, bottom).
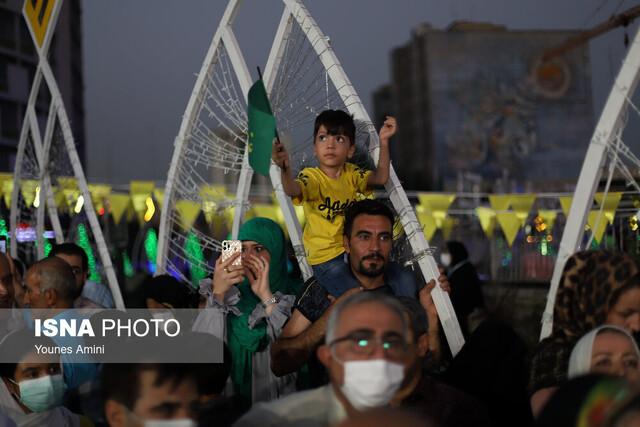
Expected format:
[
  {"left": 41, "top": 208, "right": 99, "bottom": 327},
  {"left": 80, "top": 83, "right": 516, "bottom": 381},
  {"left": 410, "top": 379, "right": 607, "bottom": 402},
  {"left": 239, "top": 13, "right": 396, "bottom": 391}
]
[
  {"left": 23, "top": 257, "right": 98, "bottom": 389},
  {"left": 271, "top": 200, "right": 446, "bottom": 378},
  {"left": 235, "top": 292, "right": 411, "bottom": 427}
]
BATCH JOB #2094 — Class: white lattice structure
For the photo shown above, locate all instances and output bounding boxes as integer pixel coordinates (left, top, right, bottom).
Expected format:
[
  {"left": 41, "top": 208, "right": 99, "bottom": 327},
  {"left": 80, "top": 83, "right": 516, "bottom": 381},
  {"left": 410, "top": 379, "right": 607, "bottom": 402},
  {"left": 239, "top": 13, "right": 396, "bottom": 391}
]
[
  {"left": 157, "top": 0, "right": 465, "bottom": 355},
  {"left": 11, "top": 0, "right": 124, "bottom": 309},
  {"left": 541, "top": 27, "right": 640, "bottom": 339}
]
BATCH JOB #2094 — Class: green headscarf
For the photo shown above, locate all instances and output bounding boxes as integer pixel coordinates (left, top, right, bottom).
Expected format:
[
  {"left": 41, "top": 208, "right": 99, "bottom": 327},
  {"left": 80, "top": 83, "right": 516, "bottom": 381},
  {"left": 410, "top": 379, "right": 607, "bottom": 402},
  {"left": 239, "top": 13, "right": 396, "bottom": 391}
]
[{"left": 226, "top": 217, "right": 301, "bottom": 403}]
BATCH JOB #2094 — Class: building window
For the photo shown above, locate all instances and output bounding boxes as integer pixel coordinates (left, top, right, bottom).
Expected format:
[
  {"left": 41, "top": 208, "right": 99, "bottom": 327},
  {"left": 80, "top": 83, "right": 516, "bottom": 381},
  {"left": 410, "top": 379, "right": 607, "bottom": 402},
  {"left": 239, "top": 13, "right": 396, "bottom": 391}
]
[
  {"left": 0, "top": 100, "right": 19, "bottom": 140},
  {"left": 0, "top": 55, "right": 10, "bottom": 93},
  {"left": 19, "top": 20, "right": 35, "bottom": 55},
  {"left": 0, "top": 9, "right": 16, "bottom": 50}
]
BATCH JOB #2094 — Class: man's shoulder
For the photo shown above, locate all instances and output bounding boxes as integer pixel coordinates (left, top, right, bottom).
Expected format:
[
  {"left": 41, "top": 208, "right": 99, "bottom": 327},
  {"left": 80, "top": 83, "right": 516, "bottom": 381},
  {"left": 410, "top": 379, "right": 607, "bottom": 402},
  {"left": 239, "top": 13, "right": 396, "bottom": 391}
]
[
  {"left": 295, "top": 277, "right": 331, "bottom": 323},
  {"left": 234, "top": 386, "right": 334, "bottom": 427}
]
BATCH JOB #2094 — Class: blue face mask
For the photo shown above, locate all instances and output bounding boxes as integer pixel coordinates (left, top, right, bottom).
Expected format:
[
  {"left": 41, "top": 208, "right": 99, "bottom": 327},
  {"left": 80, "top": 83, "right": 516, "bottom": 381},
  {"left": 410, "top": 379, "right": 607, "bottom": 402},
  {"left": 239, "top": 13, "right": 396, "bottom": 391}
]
[{"left": 12, "top": 374, "right": 66, "bottom": 412}]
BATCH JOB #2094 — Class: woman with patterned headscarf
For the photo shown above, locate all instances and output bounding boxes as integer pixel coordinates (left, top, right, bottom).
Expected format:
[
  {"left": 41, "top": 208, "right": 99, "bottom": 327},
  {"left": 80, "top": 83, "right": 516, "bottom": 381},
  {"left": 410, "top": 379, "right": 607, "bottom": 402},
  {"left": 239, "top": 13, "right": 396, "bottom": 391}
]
[
  {"left": 193, "top": 217, "right": 301, "bottom": 407},
  {"left": 529, "top": 250, "right": 640, "bottom": 416}
]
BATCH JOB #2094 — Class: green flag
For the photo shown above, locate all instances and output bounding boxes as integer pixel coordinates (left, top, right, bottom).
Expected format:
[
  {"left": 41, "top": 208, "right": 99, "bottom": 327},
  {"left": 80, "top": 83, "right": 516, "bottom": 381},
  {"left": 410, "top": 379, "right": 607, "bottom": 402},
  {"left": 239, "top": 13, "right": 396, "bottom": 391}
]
[{"left": 247, "top": 79, "right": 276, "bottom": 176}]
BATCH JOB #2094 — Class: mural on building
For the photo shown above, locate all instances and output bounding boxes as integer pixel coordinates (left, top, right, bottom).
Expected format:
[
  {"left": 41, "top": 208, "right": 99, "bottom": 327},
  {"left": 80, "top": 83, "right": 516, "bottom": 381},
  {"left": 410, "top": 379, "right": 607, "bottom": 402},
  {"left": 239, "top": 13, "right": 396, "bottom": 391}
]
[{"left": 427, "top": 32, "right": 593, "bottom": 187}]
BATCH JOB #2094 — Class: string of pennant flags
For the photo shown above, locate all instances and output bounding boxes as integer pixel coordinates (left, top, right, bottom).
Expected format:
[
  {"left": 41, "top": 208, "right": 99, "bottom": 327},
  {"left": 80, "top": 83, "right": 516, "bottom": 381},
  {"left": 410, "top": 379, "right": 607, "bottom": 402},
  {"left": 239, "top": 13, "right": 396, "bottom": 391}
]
[{"left": 0, "top": 173, "right": 627, "bottom": 246}]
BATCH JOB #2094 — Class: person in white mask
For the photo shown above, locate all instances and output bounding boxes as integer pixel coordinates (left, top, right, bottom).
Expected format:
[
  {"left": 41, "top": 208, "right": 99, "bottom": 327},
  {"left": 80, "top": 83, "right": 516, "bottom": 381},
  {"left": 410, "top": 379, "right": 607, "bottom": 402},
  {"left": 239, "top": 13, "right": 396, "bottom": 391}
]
[
  {"left": 0, "top": 328, "right": 90, "bottom": 427},
  {"left": 234, "top": 292, "right": 410, "bottom": 427},
  {"left": 102, "top": 361, "right": 199, "bottom": 427}
]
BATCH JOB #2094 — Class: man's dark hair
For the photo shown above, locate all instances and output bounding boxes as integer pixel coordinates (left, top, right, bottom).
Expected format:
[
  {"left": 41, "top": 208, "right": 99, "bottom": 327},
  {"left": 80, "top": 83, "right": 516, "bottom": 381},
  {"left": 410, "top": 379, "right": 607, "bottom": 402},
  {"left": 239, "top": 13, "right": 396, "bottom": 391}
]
[
  {"left": 397, "top": 296, "right": 429, "bottom": 342},
  {"left": 143, "top": 274, "right": 194, "bottom": 308},
  {"left": 314, "top": 109, "right": 356, "bottom": 144},
  {"left": 102, "top": 362, "right": 196, "bottom": 409},
  {"left": 12, "top": 258, "right": 25, "bottom": 278},
  {"left": 49, "top": 242, "right": 88, "bottom": 272},
  {"left": 343, "top": 199, "right": 395, "bottom": 237}
]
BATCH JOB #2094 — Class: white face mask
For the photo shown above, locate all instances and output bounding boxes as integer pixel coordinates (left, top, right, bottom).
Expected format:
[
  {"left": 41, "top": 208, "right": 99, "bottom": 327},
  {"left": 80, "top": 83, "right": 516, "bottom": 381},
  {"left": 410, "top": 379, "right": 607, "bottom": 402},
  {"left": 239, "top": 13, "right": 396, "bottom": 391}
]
[
  {"left": 341, "top": 359, "right": 405, "bottom": 410},
  {"left": 144, "top": 419, "right": 196, "bottom": 427},
  {"left": 440, "top": 253, "right": 452, "bottom": 267}
]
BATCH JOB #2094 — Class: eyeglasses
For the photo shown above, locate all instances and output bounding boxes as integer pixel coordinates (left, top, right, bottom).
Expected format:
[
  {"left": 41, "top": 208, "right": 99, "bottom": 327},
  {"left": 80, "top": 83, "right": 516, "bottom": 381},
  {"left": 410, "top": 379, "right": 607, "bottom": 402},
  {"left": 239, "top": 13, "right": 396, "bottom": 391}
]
[{"left": 329, "top": 330, "right": 408, "bottom": 362}]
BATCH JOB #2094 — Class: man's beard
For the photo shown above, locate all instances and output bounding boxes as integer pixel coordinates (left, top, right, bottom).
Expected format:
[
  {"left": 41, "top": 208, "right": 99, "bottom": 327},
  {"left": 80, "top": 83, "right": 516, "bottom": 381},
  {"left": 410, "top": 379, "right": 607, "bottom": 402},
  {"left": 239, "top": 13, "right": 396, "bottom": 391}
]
[{"left": 357, "top": 253, "right": 386, "bottom": 278}]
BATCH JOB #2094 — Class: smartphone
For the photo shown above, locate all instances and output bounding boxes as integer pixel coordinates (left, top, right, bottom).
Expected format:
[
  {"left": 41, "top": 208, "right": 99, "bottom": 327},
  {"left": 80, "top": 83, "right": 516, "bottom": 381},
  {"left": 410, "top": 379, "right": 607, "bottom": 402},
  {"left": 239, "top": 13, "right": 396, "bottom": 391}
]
[
  {"left": 221, "top": 240, "right": 242, "bottom": 267},
  {"left": 0, "top": 236, "right": 6, "bottom": 254}
]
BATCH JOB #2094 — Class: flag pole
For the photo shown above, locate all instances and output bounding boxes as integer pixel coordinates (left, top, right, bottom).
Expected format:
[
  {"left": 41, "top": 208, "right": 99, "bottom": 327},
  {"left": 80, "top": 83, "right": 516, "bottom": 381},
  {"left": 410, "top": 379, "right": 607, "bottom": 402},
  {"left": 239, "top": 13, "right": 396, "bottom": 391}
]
[{"left": 257, "top": 66, "right": 286, "bottom": 171}]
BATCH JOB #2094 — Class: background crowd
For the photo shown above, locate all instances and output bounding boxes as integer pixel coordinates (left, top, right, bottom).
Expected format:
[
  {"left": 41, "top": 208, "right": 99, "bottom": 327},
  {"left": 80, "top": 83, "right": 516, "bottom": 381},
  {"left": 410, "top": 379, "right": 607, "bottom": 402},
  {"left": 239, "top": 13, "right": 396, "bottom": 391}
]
[{"left": 1, "top": 109, "right": 640, "bottom": 427}]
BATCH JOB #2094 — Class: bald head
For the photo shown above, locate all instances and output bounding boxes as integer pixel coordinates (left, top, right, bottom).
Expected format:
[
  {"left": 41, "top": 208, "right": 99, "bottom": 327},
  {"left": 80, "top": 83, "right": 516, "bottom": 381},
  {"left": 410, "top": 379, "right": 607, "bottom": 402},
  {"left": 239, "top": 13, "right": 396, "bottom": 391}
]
[
  {"left": 0, "top": 252, "right": 14, "bottom": 308},
  {"left": 24, "top": 257, "right": 77, "bottom": 309}
]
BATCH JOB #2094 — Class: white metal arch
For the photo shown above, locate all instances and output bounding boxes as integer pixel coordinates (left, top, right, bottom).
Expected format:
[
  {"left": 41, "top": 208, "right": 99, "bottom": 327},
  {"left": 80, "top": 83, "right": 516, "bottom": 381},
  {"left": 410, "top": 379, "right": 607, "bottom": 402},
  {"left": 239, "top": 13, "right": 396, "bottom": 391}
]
[
  {"left": 158, "top": 0, "right": 464, "bottom": 355},
  {"left": 11, "top": 0, "right": 124, "bottom": 309},
  {"left": 541, "top": 28, "right": 640, "bottom": 339}
]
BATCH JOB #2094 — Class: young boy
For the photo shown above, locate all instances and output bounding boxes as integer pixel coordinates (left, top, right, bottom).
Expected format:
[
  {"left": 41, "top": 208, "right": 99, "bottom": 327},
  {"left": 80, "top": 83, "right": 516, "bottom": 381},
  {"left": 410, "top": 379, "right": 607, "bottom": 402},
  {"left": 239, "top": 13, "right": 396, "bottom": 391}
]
[{"left": 271, "top": 109, "right": 399, "bottom": 296}]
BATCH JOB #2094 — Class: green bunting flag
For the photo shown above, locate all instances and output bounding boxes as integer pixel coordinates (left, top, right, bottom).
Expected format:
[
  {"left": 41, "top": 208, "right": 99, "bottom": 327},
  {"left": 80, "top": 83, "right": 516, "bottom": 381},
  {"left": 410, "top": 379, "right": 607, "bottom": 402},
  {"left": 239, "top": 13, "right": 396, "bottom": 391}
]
[{"left": 247, "top": 79, "right": 276, "bottom": 176}]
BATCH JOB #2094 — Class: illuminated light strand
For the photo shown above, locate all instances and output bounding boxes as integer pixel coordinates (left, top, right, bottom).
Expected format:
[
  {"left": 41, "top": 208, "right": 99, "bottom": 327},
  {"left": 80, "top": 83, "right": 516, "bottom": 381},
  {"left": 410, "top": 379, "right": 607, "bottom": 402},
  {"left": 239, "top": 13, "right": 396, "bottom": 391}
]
[
  {"left": 76, "top": 223, "right": 100, "bottom": 282},
  {"left": 143, "top": 197, "right": 155, "bottom": 222},
  {"left": 123, "top": 251, "right": 134, "bottom": 278},
  {"left": 185, "top": 231, "right": 207, "bottom": 289},
  {"left": 144, "top": 228, "right": 158, "bottom": 274}
]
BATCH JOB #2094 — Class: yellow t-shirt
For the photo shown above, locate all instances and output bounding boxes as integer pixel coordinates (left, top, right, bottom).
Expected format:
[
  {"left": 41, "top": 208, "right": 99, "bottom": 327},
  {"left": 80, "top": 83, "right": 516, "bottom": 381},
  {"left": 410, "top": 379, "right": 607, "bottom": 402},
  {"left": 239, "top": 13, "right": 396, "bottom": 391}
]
[{"left": 293, "top": 163, "right": 372, "bottom": 265}]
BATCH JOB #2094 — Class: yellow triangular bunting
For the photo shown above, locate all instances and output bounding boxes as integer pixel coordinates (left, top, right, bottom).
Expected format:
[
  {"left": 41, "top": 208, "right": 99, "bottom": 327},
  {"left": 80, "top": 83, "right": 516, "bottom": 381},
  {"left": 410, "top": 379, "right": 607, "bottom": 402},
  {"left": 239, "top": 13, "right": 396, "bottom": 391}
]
[
  {"left": 442, "top": 217, "right": 455, "bottom": 241},
  {"left": 489, "top": 195, "right": 511, "bottom": 212},
  {"left": 153, "top": 189, "right": 165, "bottom": 207},
  {"left": 510, "top": 194, "right": 537, "bottom": 226},
  {"left": 587, "top": 210, "right": 608, "bottom": 244},
  {"left": 130, "top": 181, "right": 155, "bottom": 224},
  {"left": 416, "top": 205, "right": 438, "bottom": 242},
  {"left": 0, "top": 174, "right": 12, "bottom": 208},
  {"left": 495, "top": 212, "right": 521, "bottom": 247},
  {"left": 559, "top": 196, "right": 573, "bottom": 217},
  {"left": 175, "top": 200, "right": 201, "bottom": 230},
  {"left": 88, "top": 184, "right": 111, "bottom": 213},
  {"left": 20, "top": 180, "right": 39, "bottom": 208},
  {"left": 475, "top": 207, "right": 496, "bottom": 238},
  {"left": 108, "top": 194, "right": 131, "bottom": 225},
  {"left": 595, "top": 192, "right": 622, "bottom": 224},
  {"left": 58, "top": 177, "right": 79, "bottom": 210}
]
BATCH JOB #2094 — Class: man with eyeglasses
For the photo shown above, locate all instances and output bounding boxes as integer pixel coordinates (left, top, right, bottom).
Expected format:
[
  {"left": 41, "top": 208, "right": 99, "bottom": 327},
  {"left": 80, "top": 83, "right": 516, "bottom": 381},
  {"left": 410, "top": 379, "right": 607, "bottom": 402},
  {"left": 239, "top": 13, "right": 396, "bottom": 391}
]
[{"left": 235, "top": 292, "right": 412, "bottom": 427}]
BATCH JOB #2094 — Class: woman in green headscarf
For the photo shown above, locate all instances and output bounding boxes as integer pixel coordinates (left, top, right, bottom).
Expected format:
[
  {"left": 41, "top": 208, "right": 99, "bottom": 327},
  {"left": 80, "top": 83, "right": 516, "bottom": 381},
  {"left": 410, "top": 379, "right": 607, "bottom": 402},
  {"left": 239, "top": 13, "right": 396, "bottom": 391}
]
[{"left": 193, "top": 217, "right": 301, "bottom": 406}]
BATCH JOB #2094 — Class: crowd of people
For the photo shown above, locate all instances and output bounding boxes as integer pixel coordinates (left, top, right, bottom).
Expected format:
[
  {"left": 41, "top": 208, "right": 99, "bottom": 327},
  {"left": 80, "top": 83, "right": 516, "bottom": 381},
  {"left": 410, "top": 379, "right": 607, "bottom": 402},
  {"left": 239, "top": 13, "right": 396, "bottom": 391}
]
[{"left": 1, "top": 110, "right": 640, "bottom": 426}]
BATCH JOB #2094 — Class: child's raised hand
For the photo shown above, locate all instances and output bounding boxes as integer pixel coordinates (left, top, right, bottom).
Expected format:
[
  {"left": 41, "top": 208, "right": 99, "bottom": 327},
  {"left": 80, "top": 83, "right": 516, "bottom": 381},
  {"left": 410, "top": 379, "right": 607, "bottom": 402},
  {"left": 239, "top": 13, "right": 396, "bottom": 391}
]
[
  {"left": 272, "top": 138, "right": 290, "bottom": 172},
  {"left": 379, "top": 116, "right": 397, "bottom": 143}
]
